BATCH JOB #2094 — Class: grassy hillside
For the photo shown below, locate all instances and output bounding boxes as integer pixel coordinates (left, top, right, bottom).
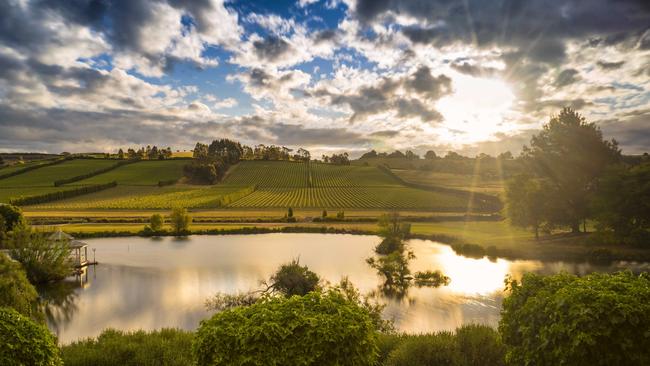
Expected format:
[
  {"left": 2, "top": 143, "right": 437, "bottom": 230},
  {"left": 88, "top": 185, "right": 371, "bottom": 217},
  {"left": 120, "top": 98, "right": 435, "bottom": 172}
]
[
  {"left": 392, "top": 169, "right": 505, "bottom": 196},
  {"left": 73, "top": 160, "right": 186, "bottom": 186},
  {"left": 11, "top": 159, "right": 500, "bottom": 212},
  {"left": 0, "top": 159, "right": 114, "bottom": 188}
]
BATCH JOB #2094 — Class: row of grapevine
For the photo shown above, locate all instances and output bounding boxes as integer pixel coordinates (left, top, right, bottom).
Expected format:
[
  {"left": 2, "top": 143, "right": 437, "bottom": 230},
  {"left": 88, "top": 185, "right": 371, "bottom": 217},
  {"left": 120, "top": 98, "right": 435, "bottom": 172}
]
[
  {"left": 228, "top": 187, "right": 473, "bottom": 210},
  {"left": 9, "top": 182, "right": 117, "bottom": 206}
]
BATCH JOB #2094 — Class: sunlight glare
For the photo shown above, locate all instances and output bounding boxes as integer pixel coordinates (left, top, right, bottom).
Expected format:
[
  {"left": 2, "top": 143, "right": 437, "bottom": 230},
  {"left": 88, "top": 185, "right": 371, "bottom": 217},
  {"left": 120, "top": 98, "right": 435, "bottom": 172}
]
[{"left": 435, "top": 75, "right": 516, "bottom": 143}]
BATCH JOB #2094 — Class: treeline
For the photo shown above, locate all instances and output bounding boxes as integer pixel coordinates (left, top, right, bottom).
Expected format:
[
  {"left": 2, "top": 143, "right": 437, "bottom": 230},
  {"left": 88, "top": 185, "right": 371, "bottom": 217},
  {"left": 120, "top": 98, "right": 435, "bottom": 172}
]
[
  {"left": 184, "top": 139, "right": 244, "bottom": 184},
  {"left": 360, "top": 149, "right": 522, "bottom": 178},
  {"left": 9, "top": 181, "right": 117, "bottom": 206},
  {"left": 115, "top": 145, "right": 173, "bottom": 160},
  {"left": 53, "top": 160, "right": 138, "bottom": 186},
  {"left": 505, "top": 107, "right": 649, "bottom": 245},
  {"left": 244, "top": 145, "right": 311, "bottom": 162},
  {"left": 321, "top": 152, "right": 350, "bottom": 165}
]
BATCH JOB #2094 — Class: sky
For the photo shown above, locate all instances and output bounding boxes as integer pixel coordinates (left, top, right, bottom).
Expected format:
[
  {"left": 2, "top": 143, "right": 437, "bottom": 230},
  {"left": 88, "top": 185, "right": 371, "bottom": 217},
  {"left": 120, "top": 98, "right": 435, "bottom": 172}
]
[{"left": 0, "top": 0, "right": 648, "bottom": 157}]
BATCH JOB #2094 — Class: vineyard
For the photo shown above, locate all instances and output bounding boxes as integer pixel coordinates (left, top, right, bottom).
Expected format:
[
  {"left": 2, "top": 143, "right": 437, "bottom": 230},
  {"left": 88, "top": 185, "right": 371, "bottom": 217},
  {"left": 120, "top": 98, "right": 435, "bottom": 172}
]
[
  {"left": 7, "top": 159, "right": 498, "bottom": 212},
  {"left": 0, "top": 159, "right": 115, "bottom": 188},
  {"left": 72, "top": 160, "right": 187, "bottom": 186},
  {"left": 31, "top": 185, "right": 249, "bottom": 209}
]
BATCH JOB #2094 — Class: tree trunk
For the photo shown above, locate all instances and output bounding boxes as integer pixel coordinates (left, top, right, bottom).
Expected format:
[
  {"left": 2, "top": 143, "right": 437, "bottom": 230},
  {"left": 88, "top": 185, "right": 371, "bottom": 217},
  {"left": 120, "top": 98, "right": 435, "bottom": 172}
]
[
  {"left": 571, "top": 222, "right": 580, "bottom": 233},
  {"left": 583, "top": 219, "right": 587, "bottom": 233},
  {"left": 534, "top": 226, "right": 539, "bottom": 240}
]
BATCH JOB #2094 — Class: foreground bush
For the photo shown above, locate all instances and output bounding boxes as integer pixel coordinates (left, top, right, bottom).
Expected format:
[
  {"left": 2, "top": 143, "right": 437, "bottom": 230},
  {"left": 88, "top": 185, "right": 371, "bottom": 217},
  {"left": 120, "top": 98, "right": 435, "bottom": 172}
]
[
  {"left": 0, "top": 253, "right": 41, "bottom": 319},
  {"left": 500, "top": 271, "right": 650, "bottom": 366},
  {"left": 380, "top": 324, "right": 504, "bottom": 366},
  {"left": 60, "top": 328, "right": 194, "bottom": 366},
  {"left": 0, "top": 307, "right": 61, "bottom": 366},
  {"left": 194, "top": 290, "right": 378, "bottom": 365}
]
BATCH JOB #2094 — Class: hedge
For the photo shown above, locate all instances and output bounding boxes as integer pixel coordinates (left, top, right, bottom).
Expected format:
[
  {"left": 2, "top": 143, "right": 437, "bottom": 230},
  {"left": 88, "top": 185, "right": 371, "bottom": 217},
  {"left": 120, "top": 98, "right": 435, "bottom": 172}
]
[
  {"left": 9, "top": 181, "right": 117, "bottom": 206},
  {"left": 54, "top": 160, "right": 138, "bottom": 186}
]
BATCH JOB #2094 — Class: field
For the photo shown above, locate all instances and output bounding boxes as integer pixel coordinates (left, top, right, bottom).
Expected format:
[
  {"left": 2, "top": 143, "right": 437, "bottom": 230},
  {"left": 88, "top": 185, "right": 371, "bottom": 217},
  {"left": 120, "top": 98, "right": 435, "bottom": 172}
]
[
  {"left": 72, "top": 160, "right": 187, "bottom": 185},
  {"left": 6, "top": 159, "right": 499, "bottom": 212},
  {"left": 392, "top": 169, "right": 505, "bottom": 196},
  {"left": 0, "top": 159, "right": 115, "bottom": 188},
  {"left": 220, "top": 161, "right": 483, "bottom": 210},
  {"left": 30, "top": 185, "right": 246, "bottom": 209}
]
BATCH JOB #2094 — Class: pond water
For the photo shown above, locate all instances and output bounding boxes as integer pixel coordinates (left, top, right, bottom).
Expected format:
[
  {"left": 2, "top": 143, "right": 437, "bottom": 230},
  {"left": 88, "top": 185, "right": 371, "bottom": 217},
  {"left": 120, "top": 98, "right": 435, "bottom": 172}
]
[{"left": 44, "top": 233, "right": 650, "bottom": 343}]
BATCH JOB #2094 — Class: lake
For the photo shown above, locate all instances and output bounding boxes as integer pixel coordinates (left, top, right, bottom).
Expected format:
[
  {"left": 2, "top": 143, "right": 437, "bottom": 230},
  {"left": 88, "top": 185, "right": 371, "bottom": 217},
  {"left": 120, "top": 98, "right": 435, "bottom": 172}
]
[{"left": 43, "top": 233, "right": 650, "bottom": 343}]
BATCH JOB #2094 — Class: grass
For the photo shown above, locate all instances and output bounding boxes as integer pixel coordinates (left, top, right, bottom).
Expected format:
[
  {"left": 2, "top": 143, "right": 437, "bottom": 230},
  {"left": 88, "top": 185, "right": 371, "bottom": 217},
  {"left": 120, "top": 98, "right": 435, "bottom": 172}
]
[
  {"left": 0, "top": 187, "right": 83, "bottom": 203},
  {"left": 30, "top": 185, "right": 246, "bottom": 209},
  {"left": 73, "top": 160, "right": 187, "bottom": 186},
  {"left": 0, "top": 159, "right": 115, "bottom": 188},
  {"left": 392, "top": 169, "right": 505, "bottom": 196}
]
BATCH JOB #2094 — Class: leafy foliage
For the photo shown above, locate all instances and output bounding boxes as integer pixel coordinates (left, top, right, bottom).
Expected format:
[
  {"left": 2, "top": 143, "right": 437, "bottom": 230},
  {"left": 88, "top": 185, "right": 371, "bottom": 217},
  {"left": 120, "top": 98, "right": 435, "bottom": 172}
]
[
  {"left": 60, "top": 328, "right": 194, "bottom": 366},
  {"left": 0, "top": 307, "right": 62, "bottom": 366},
  {"left": 6, "top": 223, "right": 73, "bottom": 283},
  {"left": 149, "top": 213, "right": 164, "bottom": 232},
  {"left": 499, "top": 271, "right": 650, "bottom": 366},
  {"left": 194, "top": 290, "right": 378, "bottom": 366},
  {"left": 381, "top": 325, "right": 504, "bottom": 366},
  {"left": 505, "top": 174, "right": 548, "bottom": 239},
  {"left": 522, "top": 107, "right": 620, "bottom": 232},
  {"left": 0, "top": 253, "right": 41, "bottom": 319},
  {"left": 268, "top": 259, "right": 319, "bottom": 297},
  {"left": 592, "top": 162, "right": 650, "bottom": 244},
  {"left": 0, "top": 203, "right": 23, "bottom": 232},
  {"left": 169, "top": 207, "right": 191, "bottom": 235}
]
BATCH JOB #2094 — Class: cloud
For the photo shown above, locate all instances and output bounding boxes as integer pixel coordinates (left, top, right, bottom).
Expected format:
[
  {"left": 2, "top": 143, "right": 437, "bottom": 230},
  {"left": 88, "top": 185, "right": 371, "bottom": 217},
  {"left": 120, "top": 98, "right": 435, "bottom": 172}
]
[
  {"left": 597, "top": 60, "right": 626, "bottom": 70},
  {"left": 253, "top": 36, "right": 293, "bottom": 61},
  {"left": 554, "top": 69, "right": 580, "bottom": 88}
]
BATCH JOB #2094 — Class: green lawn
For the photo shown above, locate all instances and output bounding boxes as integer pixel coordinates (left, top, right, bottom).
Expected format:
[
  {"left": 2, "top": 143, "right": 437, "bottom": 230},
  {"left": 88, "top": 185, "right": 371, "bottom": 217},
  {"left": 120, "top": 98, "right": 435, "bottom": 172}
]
[
  {"left": 0, "top": 159, "right": 115, "bottom": 188},
  {"left": 73, "top": 160, "right": 187, "bottom": 186}
]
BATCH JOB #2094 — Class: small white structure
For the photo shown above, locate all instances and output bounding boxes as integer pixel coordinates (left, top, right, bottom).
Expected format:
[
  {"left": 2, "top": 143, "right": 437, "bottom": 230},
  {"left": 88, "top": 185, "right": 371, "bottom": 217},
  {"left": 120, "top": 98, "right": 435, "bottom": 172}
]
[{"left": 49, "top": 230, "right": 91, "bottom": 268}]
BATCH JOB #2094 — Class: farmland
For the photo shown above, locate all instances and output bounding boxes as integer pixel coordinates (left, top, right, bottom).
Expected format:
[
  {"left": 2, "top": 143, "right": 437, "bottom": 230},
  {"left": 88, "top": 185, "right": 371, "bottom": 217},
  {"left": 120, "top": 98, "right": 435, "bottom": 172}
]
[
  {"left": 392, "top": 169, "right": 506, "bottom": 196},
  {"left": 5, "top": 159, "right": 499, "bottom": 212},
  {"left": 31, "top": 185, "right": 247, "bottom": 209},
  {"left": 0, "top": 159, "right": 115, "bottom": 188},
  {"left": 72, "top": 160, "right": 187, "bottom": 185}
]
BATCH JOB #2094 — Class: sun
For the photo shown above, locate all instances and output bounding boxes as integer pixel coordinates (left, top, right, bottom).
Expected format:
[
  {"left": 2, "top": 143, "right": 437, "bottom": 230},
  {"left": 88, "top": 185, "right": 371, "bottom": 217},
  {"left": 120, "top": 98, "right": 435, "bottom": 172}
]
[{"left": 435, "top": 74, "right": 516, "bottom": 143}]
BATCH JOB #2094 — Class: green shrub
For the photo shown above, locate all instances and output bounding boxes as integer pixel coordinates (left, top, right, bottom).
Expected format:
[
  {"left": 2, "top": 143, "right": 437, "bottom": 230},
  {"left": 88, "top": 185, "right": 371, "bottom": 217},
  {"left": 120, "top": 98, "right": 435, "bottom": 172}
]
[
  {"left": 499, "top": 271, "right": 650, "bottom": 366},
  {"left": 60, "top": 328, "right": 194, "bottom": 366},
  {"left": 455, "top": 324, "right": 504, "bottom": 366},
  {"left": 385, "top": 332, "right": 460, "bottom": 366},
  {"left": 0, "top": 307, "right": 61, "bottom": 366},
  {"left": 193, "top": 290, "right": 378, "bottom": 366},
  {"left": 0, "top": 254, "right": 41, "bottom": 319},
  {"left": 376, "top": 333, "right": 405, "bottom": 364}
]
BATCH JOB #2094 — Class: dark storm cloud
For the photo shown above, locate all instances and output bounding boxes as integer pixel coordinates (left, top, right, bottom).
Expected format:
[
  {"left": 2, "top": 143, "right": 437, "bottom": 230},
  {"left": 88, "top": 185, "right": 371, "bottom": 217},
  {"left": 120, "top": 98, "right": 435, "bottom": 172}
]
[
  {"left": 450, "top": 62, "right": 501, "bottom": 77},
  {"left": 253, "top": 36, "right": 292, "bottom": 61},
  {"left": 313, "top": 29, "right": 340, "bottom": 43},
  {"left": 597, "top": 60, "right": 626, "bottom": 70},
  {"left": 554, "top": 69, "right": 580, "bottom": 88},
  {"left": 317, "top": 65, "right": 451, "bottom": 123},
  {"left": 405, "top": 66, "right": 452, "bottom": 99},
  {"left": 354, "top": 0, "right": 649, "bottom": 67}
]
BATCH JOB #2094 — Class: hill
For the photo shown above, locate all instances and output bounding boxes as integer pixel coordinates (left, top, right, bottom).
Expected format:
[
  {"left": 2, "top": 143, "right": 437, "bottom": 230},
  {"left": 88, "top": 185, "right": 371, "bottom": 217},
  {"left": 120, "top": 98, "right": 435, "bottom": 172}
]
[{"left": 8, "top": 159, "right": 501, "bottom": 212}]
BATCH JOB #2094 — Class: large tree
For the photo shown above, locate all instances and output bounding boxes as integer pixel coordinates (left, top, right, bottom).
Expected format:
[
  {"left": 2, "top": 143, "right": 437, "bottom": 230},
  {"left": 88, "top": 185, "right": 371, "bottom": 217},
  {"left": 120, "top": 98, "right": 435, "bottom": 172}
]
[
  {"left": 505, "top": 175, "right": 548, "bottom": 239},
  {"left": 522, "top": 108, "right": 620, "bottom": 232}
]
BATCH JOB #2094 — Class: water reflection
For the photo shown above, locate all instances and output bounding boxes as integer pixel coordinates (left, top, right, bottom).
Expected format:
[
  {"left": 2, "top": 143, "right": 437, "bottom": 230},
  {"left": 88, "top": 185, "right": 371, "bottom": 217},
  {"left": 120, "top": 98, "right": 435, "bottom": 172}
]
[{"left": 40, "top": 234, "right": 650, "bottom": 343}]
